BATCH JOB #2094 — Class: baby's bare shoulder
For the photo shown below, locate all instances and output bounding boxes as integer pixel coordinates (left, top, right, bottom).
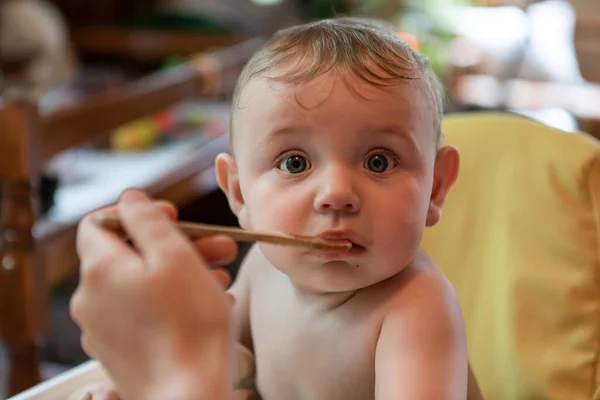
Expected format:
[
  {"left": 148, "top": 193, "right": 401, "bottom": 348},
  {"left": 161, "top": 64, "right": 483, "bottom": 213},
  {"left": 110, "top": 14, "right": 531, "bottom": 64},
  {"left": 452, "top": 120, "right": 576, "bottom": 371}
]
[
  {"left": 380, "top": 248, "right": 462, "bottom": 319},
  {"left": 372, "top": 255, "right": 468, "bottom": 399}
]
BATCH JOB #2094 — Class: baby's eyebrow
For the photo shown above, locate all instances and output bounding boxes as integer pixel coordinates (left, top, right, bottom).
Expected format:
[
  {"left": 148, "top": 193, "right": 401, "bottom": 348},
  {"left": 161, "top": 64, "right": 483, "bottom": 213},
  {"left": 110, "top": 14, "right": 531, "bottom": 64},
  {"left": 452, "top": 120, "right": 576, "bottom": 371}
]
[
  {"left": 255, "top": 124, "right": 421, "bottom": 154},
  {"left": 256, "top": 126, "right": 305, "bottom": 147},
  {"left": 368, "top": 125, "right": 417, "bottom": 144},
  {"left": 268, "top": 127, "right": 300, "bottom": 138},
  {"left": 371, "top": 126, "right": 425, "bottom": 158},
  {"left": 364, "top": 124, "right": 409, "bottom": 136}
]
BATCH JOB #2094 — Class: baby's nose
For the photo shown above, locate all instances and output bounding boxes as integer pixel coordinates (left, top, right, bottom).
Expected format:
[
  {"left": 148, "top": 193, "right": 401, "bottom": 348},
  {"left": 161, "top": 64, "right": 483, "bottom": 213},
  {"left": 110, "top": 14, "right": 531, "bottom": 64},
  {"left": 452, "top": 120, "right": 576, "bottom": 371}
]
[
  {"left": 316, "top": 197, "right": 359, "bottom": 213},
  {"left": 313, "top": 174, "right": 360, "bottom": 213}
]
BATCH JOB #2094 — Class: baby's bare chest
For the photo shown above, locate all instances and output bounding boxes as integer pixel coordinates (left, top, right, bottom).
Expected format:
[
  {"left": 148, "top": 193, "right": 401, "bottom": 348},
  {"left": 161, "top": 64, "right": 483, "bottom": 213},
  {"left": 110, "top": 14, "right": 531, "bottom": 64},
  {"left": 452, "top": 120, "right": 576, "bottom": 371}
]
[{"left": 249, "top": 289, "right": 382, "bottom": 400}]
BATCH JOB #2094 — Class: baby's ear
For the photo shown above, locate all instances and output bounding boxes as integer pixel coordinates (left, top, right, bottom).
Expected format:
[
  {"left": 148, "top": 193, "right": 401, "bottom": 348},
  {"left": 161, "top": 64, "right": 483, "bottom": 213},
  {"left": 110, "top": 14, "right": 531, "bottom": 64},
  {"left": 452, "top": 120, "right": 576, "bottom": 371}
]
[
  {"left": 426, "top": 146, "right": 460, "bottom": 227},
  {"left": 215, "top": 154, "right": 248, "bottom": 225}
]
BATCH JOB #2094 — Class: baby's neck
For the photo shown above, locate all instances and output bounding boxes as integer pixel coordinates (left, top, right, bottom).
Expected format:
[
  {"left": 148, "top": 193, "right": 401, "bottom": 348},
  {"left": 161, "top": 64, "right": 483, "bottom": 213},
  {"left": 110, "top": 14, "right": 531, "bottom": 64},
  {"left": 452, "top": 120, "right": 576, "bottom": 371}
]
[{"left": 290, "top": 282, "right": 360, "bottom": 312}]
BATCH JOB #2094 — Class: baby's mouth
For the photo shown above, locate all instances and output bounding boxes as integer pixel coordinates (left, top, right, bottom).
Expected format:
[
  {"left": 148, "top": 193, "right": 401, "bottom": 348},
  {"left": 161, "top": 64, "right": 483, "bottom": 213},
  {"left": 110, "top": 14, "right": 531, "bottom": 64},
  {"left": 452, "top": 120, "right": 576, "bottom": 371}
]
[
  {"left": 350, "top": 242, "right": 365, "bottom": 250},
  {"left": 309, "top": 241, "right": 366, "bottom": 260},
  {"left": 316, "top": 232, "right": 364, "bottom": 248},
  {"left": 313, "top": 231, "right": 367, "bottom": 256},
  {"left": 341, "top": 240, "right": 364, "bottom": 250}
]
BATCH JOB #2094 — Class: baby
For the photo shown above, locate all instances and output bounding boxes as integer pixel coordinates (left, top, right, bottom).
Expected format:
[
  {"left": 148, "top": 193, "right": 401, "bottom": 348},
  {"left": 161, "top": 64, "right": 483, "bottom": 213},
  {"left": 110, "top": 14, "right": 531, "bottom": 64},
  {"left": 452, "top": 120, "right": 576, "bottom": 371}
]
[
  {"left": 218, "top": 17, "right": 466, "bottom": 399},
  {"left": 73, "top": 17, "right": 469, "bottom": 400}
]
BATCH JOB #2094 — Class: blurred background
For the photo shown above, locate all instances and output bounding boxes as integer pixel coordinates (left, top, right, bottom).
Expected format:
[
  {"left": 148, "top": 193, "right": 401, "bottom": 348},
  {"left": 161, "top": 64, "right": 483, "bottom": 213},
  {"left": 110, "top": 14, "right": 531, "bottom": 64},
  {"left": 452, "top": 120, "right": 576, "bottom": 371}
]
[{"left": 1, "top": 0, "right": 600, "bottom": 398}]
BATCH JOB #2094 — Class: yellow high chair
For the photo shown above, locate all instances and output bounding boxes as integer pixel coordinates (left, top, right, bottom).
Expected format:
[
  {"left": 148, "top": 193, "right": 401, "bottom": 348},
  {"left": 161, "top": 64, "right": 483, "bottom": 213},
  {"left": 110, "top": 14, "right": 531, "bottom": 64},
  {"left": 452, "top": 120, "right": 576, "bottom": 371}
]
[{"left": 422, "top": 113, "right": 600, "bottom": 400}]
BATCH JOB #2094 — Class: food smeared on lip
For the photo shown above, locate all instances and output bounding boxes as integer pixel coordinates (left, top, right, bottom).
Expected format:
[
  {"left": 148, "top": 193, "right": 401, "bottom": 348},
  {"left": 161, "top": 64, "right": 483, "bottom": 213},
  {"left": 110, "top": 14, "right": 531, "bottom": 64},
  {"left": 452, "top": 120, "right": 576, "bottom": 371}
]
[
  {"left": 321, "top": 240, "right": 353, "bottom": 252},
  {"left": 288, "top": 233, "right": 352, "bottom": 252}
]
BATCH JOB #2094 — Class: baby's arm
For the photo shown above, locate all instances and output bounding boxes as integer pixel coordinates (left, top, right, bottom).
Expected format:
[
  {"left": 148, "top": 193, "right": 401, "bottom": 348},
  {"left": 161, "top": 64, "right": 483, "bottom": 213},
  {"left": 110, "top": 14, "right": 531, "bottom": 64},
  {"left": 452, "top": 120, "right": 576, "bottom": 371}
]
[
  {"left": 374, "top": 275, "right": 468, "bottom": 399},
  {"left": 228, "top": 245, "right": 261, "bottom": 351}
]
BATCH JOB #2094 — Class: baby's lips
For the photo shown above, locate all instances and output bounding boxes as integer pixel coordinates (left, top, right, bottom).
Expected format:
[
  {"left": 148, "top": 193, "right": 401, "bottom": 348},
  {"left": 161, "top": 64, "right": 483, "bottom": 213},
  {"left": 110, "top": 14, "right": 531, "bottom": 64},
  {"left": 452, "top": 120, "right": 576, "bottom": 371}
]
[{"left": 288, "top": 233, "right": 352, "bottom": 252}]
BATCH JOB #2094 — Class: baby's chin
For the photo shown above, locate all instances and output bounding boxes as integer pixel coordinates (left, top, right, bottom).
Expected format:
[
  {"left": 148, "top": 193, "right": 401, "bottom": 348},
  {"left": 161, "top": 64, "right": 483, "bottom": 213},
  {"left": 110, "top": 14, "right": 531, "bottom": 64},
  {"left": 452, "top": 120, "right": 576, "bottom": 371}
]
[
  {"left": 257, "top": 242, "right": 415, "bottom": 292},
  {"left": 288, "top": 269, "right": 401, "bottom": 295},
  {"left": 261, "top": 250, "right": 389, "bottom": 293}
]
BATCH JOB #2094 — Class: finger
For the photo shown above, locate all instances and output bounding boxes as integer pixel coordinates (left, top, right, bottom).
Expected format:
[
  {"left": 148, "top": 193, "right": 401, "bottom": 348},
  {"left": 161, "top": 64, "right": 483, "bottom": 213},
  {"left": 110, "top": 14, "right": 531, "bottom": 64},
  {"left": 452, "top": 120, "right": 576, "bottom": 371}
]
[
  {"left": 101, "top": 393, "right": 121, "bottom": 400},
  {"left": 155, "top": 200, "right": 178, "bottom": 221},
  {"left": 193, "top": 235, "right": 238, "bottom": 265},
  {"left": 76, "top": 217, "right": 140, "bottom": 291},
  {"left": 95, "top": 201, "right": 177, "bottom": 221},
  {"left": 69, "top": 287, "right": 85, "bottom": 327},
  {"left": 225, "top": 292, "right": 236, "bottom": 306},
  {"left": 80, "top": 332, "right": 97, "bottom": 360},
  {"left": 91, "top": 386, "right": 121, "bottom": 400},
  {"left": 89, "top": 202, "right": 178, "bottom": 246},
  {"left": 116, "top": 190, "right": 190, "bottom": 262},
  {"left": 67, "top": 388, "right": 92, "bottom": 400},
  {"left": 210, "top": 268, "right": 232, "bottom": 289},
  {"left": 76, "top": 211, "right": 137, "bottom": 265}
]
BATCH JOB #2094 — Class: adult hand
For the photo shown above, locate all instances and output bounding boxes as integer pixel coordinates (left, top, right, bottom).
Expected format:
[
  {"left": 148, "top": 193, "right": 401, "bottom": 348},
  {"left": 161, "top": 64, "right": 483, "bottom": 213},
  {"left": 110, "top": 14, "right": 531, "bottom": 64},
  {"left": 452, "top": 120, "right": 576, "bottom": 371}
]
[{"left": 70, "top": 189, "right": 238, "bottom": 400}]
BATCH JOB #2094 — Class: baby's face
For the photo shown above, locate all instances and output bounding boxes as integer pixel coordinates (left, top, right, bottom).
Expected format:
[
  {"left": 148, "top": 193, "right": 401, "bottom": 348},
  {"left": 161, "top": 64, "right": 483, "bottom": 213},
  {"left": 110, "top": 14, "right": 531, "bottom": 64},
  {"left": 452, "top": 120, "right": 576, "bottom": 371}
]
[{"left": 218, "top": 71, "right": 455, "bottom": 293}]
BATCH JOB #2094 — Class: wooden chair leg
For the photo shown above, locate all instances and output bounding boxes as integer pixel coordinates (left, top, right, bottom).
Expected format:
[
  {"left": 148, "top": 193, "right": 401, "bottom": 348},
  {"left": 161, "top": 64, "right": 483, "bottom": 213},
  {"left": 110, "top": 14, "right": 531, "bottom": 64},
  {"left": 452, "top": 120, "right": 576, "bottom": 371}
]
[
  {"left": 0, "top": 251, "right": 46, "bottom": 396},
  {"left": 1, "top": 181, "right": 47, "bottom": 396},
  {"left": 6, "top": 341, "right": 42, "bottom": 396},
  {"left": 0, "top": 257, "right": 45, "bottom": 396}
]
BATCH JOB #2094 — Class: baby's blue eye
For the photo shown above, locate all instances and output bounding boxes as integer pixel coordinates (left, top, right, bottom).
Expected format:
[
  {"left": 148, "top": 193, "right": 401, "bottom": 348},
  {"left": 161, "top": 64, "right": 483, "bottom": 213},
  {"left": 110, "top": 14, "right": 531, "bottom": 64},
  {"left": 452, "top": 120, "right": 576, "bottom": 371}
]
[
  {"left": 280, "top": 155, "right": 309, "bottom": 174},
  {"left": 365, "top": 154, "right": 391, "bottom": 173}
]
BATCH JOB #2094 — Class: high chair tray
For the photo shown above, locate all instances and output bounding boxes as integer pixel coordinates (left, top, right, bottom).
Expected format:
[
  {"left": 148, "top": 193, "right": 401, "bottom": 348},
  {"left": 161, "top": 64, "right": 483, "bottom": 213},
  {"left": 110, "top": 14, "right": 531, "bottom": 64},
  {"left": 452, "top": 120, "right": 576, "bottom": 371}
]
[{"left": 7, "top": 360, "right": 107, "bottom": 400}]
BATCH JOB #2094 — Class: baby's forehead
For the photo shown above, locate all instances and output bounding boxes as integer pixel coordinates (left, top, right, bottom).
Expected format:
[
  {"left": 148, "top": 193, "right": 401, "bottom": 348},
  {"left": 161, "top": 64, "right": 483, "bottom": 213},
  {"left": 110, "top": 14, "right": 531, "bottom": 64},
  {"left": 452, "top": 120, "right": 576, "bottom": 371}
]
[
  {"left": 230, "top": 73, "right": 436, "bottom": 153},
  {"left": 242, "top": 68, "right": 427, "bottom": 107},
  {"left": 233, "top": 71, "right": 431, "bottom": 129}
]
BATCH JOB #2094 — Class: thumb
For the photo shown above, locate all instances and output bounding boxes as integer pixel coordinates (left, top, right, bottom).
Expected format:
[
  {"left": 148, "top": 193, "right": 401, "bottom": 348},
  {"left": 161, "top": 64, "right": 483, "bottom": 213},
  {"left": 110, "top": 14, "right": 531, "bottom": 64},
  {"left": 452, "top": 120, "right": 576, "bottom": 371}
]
[
  {"left": 155, "top": 200, "right": 178, "bottom": 221},
  {"left": 211, "top": 268, "right": 232, "bottom": 289},
  {"left": 225, "top": 292, "right": 236, "bottom": 306}
]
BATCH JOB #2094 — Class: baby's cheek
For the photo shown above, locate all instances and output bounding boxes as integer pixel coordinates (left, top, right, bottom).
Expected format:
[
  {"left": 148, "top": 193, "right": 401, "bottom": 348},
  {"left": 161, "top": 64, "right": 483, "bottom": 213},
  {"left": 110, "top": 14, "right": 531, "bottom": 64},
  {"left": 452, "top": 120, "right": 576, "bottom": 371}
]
[
  {"left": 376, "top": 214, "right": 423, "bottom": 255},
  {"left": 256, "top": 242, "right": 294, "bottom": 271},
  {"left": 248, "top": 194, "right": 304, "bottom": 233}
]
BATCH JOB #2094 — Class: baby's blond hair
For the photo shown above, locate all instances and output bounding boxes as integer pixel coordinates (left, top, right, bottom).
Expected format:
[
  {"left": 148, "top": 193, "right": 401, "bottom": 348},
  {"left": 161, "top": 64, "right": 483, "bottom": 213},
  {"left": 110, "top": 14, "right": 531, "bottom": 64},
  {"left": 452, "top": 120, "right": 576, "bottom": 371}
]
[{"left": 230, "top": 17, "right": 444, "bottom": 149}]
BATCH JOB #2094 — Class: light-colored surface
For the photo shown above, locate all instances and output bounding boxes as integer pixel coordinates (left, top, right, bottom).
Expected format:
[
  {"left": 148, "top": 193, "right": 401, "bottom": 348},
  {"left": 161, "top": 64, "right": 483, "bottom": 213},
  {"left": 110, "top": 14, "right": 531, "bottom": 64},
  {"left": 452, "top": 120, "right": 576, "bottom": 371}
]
[
  {"left": 452, "top": 2, "right": 582, "bottom": 82},
  {"left": 7, "top": 343, "right": 257, "bottom": 400},
  {"left": 455, "top": 74, "right": 600, "bottom": 119},
  {"left": 7, "top": 360, "right": 107, "bottom": 400}
]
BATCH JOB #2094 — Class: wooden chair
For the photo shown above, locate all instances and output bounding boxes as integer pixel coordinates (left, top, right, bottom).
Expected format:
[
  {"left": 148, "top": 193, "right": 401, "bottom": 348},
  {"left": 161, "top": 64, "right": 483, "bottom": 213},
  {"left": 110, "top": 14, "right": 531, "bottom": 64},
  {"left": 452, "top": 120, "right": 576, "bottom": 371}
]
[
  {"left": 0, "top": 36, "right": 265, "bottom": 396},
  {"left": 70, "top": 26, "right": 247, "bottom": 63}
]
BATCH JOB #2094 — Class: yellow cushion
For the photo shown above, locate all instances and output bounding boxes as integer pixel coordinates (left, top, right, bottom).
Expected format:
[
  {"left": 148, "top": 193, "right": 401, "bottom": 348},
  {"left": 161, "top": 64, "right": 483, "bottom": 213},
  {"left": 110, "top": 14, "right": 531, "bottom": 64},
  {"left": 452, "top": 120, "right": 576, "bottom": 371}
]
[{"left": 421, "top": 113, "right": 600, "bottom": 400}]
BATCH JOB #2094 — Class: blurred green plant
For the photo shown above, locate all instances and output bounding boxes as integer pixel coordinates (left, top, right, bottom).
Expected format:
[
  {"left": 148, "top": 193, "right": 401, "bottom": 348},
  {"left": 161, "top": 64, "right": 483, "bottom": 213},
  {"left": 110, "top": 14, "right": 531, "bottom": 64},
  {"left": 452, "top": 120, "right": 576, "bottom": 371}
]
[
  {"left": 298, "top": 0, "right": 470, "bottom": 81},
  {"left": 395, "top": 0, "right": 472, "bottom": 80}
]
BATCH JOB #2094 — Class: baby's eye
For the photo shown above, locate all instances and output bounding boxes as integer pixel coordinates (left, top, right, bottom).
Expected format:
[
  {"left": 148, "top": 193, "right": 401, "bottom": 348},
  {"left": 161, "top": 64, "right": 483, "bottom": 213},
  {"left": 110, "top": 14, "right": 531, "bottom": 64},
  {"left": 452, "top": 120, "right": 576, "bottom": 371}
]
[
  {"left": 365, "top": 153, "right": 395, "bottom": 173},
  {"left": 279, "top": 155, "right": 310, "bottom": 174}
]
